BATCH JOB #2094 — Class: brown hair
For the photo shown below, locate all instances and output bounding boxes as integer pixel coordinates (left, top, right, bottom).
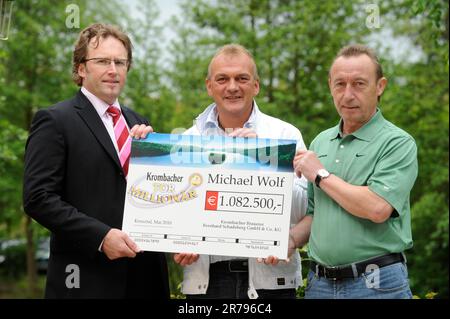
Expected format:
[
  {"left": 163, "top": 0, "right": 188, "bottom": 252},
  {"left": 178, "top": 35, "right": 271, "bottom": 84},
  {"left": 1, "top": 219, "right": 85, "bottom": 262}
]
[
  {"left": 330, "top": 44, "right": 383, "bottom": 80},
  {"left": 72, "top": 23, "right": 133, "bottom": 86},
  {"left": 207, "top": 44, "right": 259, "bottom": 81}
]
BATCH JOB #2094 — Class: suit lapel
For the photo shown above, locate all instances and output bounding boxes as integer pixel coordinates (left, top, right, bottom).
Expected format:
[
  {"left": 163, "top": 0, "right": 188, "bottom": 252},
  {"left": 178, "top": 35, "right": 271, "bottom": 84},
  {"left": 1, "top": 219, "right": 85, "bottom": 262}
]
[
  {"left": 74, "top": 91, "right": 122, "bottom": 171},
  {"left": 122, "top": 107, "right": 140, "bottom": 127}
]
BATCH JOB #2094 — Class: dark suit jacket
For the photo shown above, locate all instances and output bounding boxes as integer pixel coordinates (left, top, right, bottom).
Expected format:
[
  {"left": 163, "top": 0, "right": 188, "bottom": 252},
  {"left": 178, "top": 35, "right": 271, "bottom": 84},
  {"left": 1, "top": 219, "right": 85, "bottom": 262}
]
[{"left": 23, "top": 90, "right": 169, "bottom": 298}]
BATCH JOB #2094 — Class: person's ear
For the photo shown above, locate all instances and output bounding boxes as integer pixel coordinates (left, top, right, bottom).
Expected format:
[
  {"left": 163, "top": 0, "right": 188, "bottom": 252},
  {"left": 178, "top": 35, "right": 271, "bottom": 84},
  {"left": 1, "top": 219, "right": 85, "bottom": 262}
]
[
  {"left": 78, "top": 62, "right": 87, "bottom": 79},
  {"left": 377, "top": 77, "right": 388, "bottom": 97},
  {"left": 206, "top": 78, "right": 213, "bottom": 97},
  {"left": 253, "top": 79, "right": 260, "bottom": 96}
]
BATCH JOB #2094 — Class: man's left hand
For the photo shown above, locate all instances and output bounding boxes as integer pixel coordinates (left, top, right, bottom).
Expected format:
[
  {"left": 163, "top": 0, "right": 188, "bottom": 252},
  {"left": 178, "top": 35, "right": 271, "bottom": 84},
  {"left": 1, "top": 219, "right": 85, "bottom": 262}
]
[
  {"left": 130, "top": 124, "right": 153, "bottom": 139},
  {"left": 257, "top": 255, "right": 290, "bottom": 266},
  {"left": 293, "top": 150, "right": 324, "bottom": 182}
]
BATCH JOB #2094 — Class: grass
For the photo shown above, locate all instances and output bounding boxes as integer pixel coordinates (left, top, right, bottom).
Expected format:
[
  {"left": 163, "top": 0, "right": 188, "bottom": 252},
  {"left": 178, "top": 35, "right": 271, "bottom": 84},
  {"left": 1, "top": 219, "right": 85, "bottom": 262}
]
[{"left": 0, "top": 274, "right": 46, "bottom": 299}]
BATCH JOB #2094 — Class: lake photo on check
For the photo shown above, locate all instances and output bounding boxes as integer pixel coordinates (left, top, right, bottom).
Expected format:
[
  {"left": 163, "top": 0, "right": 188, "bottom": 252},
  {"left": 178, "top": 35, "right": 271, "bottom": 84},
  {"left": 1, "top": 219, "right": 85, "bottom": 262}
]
[{"left": 131, "top": 133, "right": 296, "bottom": 172}]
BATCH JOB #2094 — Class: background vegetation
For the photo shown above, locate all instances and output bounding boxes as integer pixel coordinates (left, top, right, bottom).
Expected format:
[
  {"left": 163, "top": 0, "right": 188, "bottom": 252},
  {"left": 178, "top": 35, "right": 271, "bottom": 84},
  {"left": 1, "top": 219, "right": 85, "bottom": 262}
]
[{"left": 0, "top": 0, "right": 448, "bottom": 298}]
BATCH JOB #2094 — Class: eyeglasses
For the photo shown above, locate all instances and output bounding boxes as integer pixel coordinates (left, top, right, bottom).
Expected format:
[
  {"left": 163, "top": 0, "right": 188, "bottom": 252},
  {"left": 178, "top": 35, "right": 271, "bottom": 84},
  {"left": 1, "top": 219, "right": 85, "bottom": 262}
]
[{"left": 83, "top": 57, "right": 129, "bottom": 69}]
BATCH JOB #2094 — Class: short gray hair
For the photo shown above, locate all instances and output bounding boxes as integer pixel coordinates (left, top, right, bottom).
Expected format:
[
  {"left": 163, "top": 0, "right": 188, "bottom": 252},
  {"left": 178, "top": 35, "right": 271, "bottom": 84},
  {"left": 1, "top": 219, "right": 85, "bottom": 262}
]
[
  {"left": 207, "top": 44, "right": 259, "bottom": 81},
  {"left": 330, "top": 44, "right": 383, "bottom": 80}
]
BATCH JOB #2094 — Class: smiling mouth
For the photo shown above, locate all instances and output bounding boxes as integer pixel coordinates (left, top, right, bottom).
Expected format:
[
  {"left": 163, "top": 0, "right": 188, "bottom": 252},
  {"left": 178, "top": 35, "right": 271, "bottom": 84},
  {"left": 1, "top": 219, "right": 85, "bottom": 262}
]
[
  {"left": 225, "top": 96, "right": 242, "bottom": 100},
  {"left": 103, "top": 80, "right": 119, "bottom": 85}
]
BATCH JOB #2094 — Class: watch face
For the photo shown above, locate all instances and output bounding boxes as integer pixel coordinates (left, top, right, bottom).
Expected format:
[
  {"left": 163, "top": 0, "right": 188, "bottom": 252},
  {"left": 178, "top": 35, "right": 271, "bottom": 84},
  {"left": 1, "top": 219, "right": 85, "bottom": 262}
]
[{"left": 318, "top": 169, "right": 330, "bottom": 178}]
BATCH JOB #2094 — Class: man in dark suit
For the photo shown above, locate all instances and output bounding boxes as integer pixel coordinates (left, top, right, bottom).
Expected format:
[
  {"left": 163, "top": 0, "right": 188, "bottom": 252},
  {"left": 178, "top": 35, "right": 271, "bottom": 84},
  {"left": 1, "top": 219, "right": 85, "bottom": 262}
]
[{"left": 23, "top": 23, "right": 169, "bottom": 298}]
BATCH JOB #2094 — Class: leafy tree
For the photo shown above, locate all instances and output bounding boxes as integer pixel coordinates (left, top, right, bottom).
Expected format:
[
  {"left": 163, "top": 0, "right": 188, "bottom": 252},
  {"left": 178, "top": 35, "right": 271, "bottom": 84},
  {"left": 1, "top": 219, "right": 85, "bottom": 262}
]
[
  {"left": 0, "top": 120, "right": 27, "bottom": 237},
  {"left": 379, "top": 0, "right": 449, "bottom": 298},
  {"left": 123, "top": 0, "right": 178, "bottom": 133}
]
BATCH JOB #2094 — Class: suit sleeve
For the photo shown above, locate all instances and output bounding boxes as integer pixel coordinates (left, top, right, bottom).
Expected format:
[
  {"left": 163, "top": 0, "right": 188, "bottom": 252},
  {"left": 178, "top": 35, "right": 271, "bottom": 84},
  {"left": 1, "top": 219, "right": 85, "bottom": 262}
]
[
  {"left": 123, "top": 106, "right": 150, "bottom": 128},
  {"left": 23, "top": 109, "right": 111, "bottom": 257}
]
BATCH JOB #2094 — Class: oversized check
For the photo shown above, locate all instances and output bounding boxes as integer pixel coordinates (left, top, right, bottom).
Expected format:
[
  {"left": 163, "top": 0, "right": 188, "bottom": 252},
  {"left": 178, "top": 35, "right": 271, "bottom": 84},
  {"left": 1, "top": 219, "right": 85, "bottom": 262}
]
[{"left": 122, "top": 133, "right": 297, "bottom": 259}]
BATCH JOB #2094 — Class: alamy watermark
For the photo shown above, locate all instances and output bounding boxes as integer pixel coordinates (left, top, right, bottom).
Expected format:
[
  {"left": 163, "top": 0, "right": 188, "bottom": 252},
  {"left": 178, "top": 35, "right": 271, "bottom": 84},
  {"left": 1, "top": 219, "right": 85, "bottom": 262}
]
[
  {"left": 0, "top": 0, "right": 14, "bottom": 40},
  {"left": 366, "top": 4, "right": 381, "bottom": 29},
  {"left": 365, "top": 264, "right": 380, "bottom": 288},
  {"left": 1, "top": 2, "right": 80, "bottom": 40},
  {"left": 65, "top": 4, "right": 80, "bottom": 29},
  {"left": 65, "top": 263, "right": 80, "bottom": 288}
]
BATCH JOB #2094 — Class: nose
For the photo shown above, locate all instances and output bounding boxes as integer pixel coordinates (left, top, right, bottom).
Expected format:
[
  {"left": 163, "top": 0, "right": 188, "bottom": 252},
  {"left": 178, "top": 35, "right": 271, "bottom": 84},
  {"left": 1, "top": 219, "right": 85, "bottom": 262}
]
[
  {"left": 343, "top": 83, "right": 354, "bottom": 100},
  {"left": 226, "top": 79, "right": 238, "bottom": 92},
  {"left": 107, "top": 60, "right": 118, "bottom": 73}
]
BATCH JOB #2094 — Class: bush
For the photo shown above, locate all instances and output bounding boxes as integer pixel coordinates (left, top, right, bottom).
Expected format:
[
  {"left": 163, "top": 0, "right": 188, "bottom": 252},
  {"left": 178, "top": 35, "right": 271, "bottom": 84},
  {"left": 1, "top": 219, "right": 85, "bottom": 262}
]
[{"left": 0, "top": 240, "right": 27, "bottom": 278}]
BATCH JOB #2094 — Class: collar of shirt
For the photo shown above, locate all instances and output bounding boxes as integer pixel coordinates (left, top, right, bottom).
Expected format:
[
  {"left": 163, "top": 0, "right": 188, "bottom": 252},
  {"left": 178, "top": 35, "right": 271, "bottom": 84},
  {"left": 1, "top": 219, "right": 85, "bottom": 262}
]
[
  {"left": 195, "top": 100, "right": 259, "bottom": 135},
  {"left": 331, "top": 108, "right": 384, "bottom": 142},
  {"left": 81, "top": 87, "right": 121, "bottom": 119}
]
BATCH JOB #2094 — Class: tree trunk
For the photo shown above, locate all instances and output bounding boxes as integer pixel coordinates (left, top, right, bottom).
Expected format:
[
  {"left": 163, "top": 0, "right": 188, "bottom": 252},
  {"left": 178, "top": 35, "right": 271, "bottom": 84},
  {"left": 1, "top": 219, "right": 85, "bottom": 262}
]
[{"left": 265, "top": 1, "right": 274, "bottom": 103}]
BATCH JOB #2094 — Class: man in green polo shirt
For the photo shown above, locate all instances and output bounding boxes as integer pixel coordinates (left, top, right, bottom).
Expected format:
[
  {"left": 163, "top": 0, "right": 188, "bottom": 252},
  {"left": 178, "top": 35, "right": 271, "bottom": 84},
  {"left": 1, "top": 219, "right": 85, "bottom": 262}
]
[{"left": 292, "top": 44, "right": 418, "bottom": 299}]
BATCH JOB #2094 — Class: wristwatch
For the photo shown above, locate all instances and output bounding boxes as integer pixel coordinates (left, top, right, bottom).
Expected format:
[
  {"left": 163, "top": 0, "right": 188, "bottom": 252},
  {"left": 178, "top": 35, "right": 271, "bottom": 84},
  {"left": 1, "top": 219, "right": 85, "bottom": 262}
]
[{"left": 315, "top": 169, "right": 330, "bottom": 188}]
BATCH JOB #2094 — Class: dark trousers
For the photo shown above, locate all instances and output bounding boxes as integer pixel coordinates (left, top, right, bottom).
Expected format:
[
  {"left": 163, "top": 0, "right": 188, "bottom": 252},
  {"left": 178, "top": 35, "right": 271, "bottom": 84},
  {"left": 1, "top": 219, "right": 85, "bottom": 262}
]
[
  {"left": 124, "top": 252, "right": 169, "bottom": 299},
  {"left": 185, "top": 260, "right": 296, "bottom": 299}
]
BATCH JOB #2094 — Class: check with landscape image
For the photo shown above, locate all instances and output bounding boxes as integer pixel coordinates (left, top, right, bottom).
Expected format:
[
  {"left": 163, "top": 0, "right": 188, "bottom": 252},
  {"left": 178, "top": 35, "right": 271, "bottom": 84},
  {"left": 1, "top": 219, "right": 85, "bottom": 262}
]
[{"left": 122, "top": 133, "right": 296, "bottom": 259}]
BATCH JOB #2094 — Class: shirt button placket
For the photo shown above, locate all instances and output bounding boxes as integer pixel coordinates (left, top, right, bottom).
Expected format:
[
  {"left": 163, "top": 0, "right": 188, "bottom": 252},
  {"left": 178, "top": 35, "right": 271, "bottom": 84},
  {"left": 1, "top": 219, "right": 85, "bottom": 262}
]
[{"left": 333, "top": 142, "right": 345, "bottom": 175}]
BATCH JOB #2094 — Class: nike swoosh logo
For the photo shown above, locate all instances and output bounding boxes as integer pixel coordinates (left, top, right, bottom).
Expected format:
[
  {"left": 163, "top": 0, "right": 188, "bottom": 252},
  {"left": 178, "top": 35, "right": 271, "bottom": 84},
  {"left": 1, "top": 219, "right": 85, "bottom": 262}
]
[{"left": 356, "top": 154, "right": 365, "bottom": 157}]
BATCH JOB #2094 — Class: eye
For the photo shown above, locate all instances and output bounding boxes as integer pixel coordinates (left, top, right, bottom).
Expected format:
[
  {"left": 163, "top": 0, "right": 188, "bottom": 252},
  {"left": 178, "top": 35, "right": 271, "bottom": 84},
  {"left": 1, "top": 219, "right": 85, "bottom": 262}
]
[
  {"left": 238, "top": 76, "right": 250, "bottom": 83},
  {"left": 216, "top": 77, "right": 227, "bottom": 84},
  {"left": 114, "top": 59, "right": 127, "bottom": 67},
  {"left": 334, "top": 81, "right": 345, "bottom": 88},
  {"left": 97, "top": 58, "right": 111, "bottom": 66}
]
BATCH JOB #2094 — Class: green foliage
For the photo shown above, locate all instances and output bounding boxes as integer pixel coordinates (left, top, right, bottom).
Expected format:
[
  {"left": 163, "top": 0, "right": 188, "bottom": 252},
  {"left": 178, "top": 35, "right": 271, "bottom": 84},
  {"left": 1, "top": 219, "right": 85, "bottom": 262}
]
[
  {"left": 296, "top": 245, "right": 310, "bottom": 299},
  {"left": 0, "top": 274, "right": 46, "bottom": 298},
  {"left": 378, "top": 0, "right": 449, "bottom": 298},
  {"left": 0, "top": 1, "right": 78, "bottom": 129},
  {"left": 123, "top": 0, "right": 179, "bottom": 133},
  {"left": 409, "top": 193, "right": 449, "bottom": 297},
  {"left": 0, "top": 120, "right": 27, "bottom": 237},
  {"left": 167, "top": 256, "right": 185, "bottom": 299},
  {"left": 0, "top": 239, "right": 27, "bottom": 278}
]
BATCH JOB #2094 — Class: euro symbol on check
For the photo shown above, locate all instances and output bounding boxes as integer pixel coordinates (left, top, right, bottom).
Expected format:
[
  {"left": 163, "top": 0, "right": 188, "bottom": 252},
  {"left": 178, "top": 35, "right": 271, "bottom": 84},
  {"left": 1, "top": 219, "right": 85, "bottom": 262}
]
[{"left": 207, "top": 196, "right": 217, "bottom": 206}]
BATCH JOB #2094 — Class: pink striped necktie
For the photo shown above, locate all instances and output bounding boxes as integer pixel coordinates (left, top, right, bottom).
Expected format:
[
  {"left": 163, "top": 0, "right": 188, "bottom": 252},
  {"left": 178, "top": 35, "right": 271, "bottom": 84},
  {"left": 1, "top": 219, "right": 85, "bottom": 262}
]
[{"left": 106, "top": 106, "right": 131, "bottom": 178}]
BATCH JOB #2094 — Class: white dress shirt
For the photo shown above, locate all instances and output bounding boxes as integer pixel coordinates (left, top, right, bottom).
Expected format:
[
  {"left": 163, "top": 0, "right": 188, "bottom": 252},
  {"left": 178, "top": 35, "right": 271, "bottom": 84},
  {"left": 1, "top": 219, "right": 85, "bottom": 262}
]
[
  {"left": 181, "top": 101, "right": 308, "bottom": 299},
  {"left": 81, "top": 87, "right": 129, "bottom": 156}
]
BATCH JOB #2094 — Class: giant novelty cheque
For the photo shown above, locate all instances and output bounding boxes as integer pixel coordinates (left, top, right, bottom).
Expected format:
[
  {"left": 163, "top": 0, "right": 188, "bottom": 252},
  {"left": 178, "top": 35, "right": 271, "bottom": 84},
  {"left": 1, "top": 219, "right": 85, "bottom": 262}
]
[{"left": 122, "top": 133, "right": 297, "bottom": 259}]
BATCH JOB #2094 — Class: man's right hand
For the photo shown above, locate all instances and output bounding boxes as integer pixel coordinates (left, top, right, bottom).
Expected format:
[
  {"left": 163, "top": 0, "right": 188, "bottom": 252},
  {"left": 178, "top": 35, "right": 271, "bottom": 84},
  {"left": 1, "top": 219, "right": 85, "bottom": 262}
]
[
  {"left": 130, "top": 124, "right": 154, "bottom": 139},
  {"left": 173, "top": 253, "right": 199, "bottom": 266},
  {"left": 102, "top": 228, "right": 141, "bottom": 260}
]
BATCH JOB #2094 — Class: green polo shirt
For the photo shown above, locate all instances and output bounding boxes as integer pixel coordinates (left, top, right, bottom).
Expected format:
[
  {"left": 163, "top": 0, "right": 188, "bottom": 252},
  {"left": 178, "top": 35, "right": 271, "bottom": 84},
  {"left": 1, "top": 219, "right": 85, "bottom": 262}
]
[{"left": 306, "top": 109, "right": 418, "bottom": 266}]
